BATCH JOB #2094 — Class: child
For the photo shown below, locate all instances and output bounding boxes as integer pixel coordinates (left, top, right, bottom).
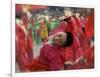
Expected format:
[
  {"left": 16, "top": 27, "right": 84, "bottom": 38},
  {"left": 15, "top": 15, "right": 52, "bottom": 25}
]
[{"left": 26, "top": 31, "right": 73, "bottom": 71}]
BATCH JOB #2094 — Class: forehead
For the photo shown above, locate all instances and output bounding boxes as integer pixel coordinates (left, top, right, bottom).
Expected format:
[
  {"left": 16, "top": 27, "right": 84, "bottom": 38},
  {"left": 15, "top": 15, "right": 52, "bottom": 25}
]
[{"left": 56, "top": 32, "right": 66, "bottom": 36}]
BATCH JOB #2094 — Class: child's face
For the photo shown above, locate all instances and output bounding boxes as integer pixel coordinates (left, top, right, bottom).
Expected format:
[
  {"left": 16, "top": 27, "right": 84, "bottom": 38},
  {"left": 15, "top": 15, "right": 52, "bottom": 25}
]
[{"left": 52, "top": 32, "right": 67, "bottom": 46}]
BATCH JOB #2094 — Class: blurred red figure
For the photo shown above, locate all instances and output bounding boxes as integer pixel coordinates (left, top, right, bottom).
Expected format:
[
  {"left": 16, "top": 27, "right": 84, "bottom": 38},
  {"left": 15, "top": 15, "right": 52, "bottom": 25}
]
[
  {"left": 58, "top": 15, "right": 85, "bottom": 69},
  {"left": 22, "top": 15, "right": 34, "bottom": 63},
  {"left": 72, "top": 15, "right": 89, "bottom": 53},
  {"left": 64, "top": 35, "right": 84, "bottom": 69},
  {"left": 84, "top": 45, "right": 94, "bottom": 68},
  {"left": 16, "top": 22, "right": 29, "bottom": 72},
  {"left": 51, "top": 14, "right": 94, "bottom": 69},
  {"left": 83, "top": 10, "right": 94, "bottom": 68},
  {"left": 85, "top": 10, "right": 94, "bottom": 41},
  {"left": 16, "top": 14, "right": 34, "bottom": 72}
]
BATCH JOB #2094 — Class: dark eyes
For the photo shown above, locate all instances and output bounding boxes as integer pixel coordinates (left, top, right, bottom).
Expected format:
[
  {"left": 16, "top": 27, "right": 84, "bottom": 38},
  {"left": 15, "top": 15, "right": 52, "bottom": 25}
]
[{"left": 58, "top": 34, "right": 62, "bottom": 37}]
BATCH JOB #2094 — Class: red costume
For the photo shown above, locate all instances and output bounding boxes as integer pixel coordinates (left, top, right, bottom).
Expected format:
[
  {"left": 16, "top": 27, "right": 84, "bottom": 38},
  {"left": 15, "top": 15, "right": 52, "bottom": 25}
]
[
  {"left": 83, "top": 11, "right": 94, "bottom": 68},
  {"left": 58, "top": 16, "right": 84, "bottom": 69},
  {"left": 16, "top": 16, "right": 34, "bottom": 71},
  {"left": 84, "top": 46, "right": 94, "bottom": 68},
  {"left": 22, "top": 15, "right": 34, "bottom": 62},
  {"left": 16, "top": 23, "right": 29, "bottom": 71},
  {"left": 85, "top": 11, "right": 94, "bottom": 41},
  {"left": 38, "top": 43, "right": 65, "bottom": 70},
  {"left": 25, "top": 43, "right": 65, "bottom": 71}
]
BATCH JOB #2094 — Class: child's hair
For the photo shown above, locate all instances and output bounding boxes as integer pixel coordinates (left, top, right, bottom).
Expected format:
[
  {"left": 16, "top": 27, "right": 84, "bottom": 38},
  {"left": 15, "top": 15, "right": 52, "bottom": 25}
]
[{"left": 63, "top": 32, "right": 73, "bottom": 47}]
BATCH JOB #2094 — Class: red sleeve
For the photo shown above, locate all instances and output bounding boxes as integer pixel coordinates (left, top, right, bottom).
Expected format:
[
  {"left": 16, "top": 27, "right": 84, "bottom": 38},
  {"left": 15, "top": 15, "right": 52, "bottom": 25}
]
[
  {"left": 38, "top": 44, "right": 49, "bottom": 64},
  {"left": 73, "top": 35, "right": 83, "bottom": 60},
  {"left": 73, "top": 15, "right": 84, "bottom": 36},
  {"left": 49, "top": 58, "right": 64, "bottom": 70},
  {"left": 50, "top": 21, "right": 67, "bottom": 36},
  {"left": 65, "top": 47, "right": 74, "bottom": 62}
]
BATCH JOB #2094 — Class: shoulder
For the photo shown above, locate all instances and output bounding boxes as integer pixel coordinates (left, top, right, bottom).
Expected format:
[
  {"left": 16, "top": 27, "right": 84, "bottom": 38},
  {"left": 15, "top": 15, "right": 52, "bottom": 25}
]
[{"left": 40, "top": 43, "right": 52, "bottom": 54}]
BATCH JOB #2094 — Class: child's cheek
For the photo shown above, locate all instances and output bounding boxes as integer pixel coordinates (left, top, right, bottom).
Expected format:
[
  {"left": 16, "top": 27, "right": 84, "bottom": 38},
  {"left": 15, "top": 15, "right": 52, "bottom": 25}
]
[{"left": 54, "top": 41, "right": 61, "bottom": 46}]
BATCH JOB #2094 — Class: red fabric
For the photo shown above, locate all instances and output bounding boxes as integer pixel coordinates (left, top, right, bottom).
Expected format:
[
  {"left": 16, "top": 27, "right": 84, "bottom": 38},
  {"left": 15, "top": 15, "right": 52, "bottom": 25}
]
[
  {"left": 64, "top": 35, "right": 83, "bottom": 70},
  {"left": 65, "top": 17, "right": 76, "bottom": 34},
  {"left": 25, "top": 59, "right": 48, "bottom": 71},
  {"left": 73, "top": 15, "right": 84, "bottom": 36},
  {"left": 50, "top": 21, "right": 68, "bottom": 36},
  {"left": 26, "top": 29, "right": 34, "bottom": 63},
  {"left": 50, "top": 16, "right": 76, "bottom": 35},
  {"left": 81, "top": 16, "right": 87, "bottom": 27},
  {"left": 22, "top": 16, "right": 28, "bottom": 28},
  {"left": 22, "top": 16, "right": 34, "bottom": 62},
  {"left": 27, "top": 16, "right": 34, "bottom": 62},
  {"left": 84, "top": 46, "right": 94, "bottom": 68},
  {"left": 16, "top": 21, "right": 34, "bottom": 71},
  {"left": 37, "top": 43, "right": 65, "bottom": 71},
  {"left": 16, "top": 23, "right": 29, "bottom": 71},
  {"left": 85, "top": 12, "right": 94, "bottom": 40},
  {"left": 25, "top": 43, "right": 65, "bottom": 71},
  {"left": 16, "top": 4, "right": 22, "bottom": 13}
]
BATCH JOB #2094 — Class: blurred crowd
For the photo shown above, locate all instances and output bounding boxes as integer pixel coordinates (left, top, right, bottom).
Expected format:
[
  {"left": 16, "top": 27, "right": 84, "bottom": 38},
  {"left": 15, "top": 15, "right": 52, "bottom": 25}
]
[{"left": 15, "top": 4, "right": 94, "bottom": 72}]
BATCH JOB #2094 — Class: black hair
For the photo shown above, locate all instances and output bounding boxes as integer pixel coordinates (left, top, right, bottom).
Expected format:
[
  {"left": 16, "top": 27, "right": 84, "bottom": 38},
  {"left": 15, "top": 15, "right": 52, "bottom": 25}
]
[
  {"left": 82, "top": 27, "right": 85, "bottom": 33},
  {"left": 63, "top": 32, "right": 73, "bottom": 47},
  {"left": 16, "top": 13, "right": 22, "bottom": 19}
]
